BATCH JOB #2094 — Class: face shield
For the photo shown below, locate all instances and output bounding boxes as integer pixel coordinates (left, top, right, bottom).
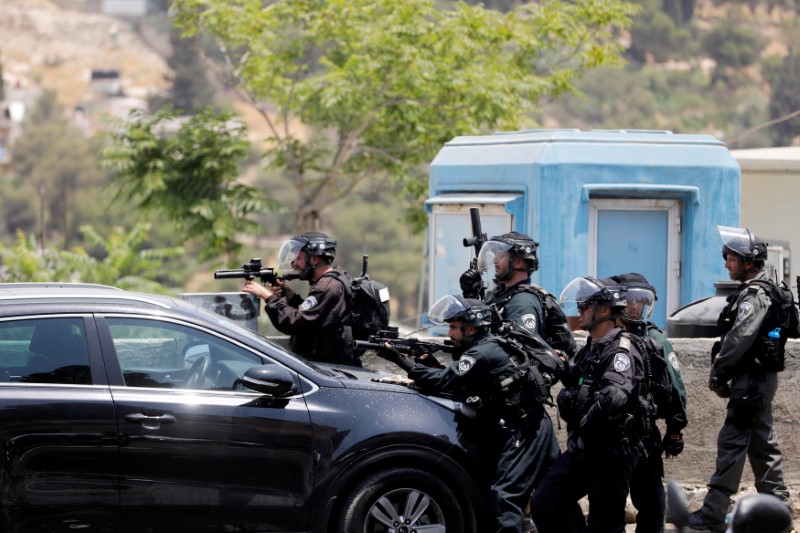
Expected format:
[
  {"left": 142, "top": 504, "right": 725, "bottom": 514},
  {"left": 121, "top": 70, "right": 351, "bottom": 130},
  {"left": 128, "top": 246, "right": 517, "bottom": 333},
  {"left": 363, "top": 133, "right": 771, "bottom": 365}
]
[
  {"left": 622, "top": 286, "right": 655, "bottom": 322},
  {"left": 477, "top": 240, "right": 512, "bottom": 291},
  {"left": 559, "top": 277, "right": 605, "bottom": 317},
  {"left": 716, "top": 225, "right": 754, "bottom": 260},
  {"left": 428, "top": 294, "right": 470, "bottom": 325},
  {"left": 277, "top": 239, "right": 307, "bottom": 272}
]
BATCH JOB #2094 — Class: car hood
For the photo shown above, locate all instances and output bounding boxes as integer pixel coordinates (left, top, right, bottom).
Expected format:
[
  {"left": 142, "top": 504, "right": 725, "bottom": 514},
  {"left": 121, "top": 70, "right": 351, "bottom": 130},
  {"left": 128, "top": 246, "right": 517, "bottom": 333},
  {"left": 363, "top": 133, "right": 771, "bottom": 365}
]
[{"left": 313, "top": 362, "right": 478, "bottom": 419}]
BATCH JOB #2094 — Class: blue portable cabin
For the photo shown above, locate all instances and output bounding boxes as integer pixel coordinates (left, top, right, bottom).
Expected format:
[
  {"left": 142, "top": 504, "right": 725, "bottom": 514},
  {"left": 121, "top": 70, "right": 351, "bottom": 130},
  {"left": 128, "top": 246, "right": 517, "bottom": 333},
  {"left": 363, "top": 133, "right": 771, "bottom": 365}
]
[{"left": 425, "top": 129, "right": 740, "bottom": 329}]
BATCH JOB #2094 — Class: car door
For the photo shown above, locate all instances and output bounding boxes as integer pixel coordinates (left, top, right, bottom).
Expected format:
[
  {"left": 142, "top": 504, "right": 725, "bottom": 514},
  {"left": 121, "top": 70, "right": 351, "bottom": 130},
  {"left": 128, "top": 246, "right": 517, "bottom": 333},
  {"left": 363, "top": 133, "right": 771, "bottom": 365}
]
[
  {"left": 0, "top": 315, "right": 118, "bottom": 532},
  {"left": 96, "top": 315, "right": 315, "bottom": 532}
]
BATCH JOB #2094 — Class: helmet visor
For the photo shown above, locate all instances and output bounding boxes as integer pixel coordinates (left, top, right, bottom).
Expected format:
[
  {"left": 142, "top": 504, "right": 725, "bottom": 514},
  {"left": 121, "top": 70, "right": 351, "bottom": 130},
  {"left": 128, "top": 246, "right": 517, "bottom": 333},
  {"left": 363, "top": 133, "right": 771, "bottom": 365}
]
[
  {"left": 277, "top": 239, "right": 306, "bottom": 271},
  {"left": 559, "top": 277, "right": 604, "bottom": 317},
  {"left": 477, "top": 241, "right": 512, "bottom": 293},
  {"left": 428, "top": 294, "right": 469, "bottom": 325},
  {"left": 717, "top": 225, "right": 753, "bottom": 259},
  {"left": 623, "top": 286, "right": 655, "bottom": 321}
]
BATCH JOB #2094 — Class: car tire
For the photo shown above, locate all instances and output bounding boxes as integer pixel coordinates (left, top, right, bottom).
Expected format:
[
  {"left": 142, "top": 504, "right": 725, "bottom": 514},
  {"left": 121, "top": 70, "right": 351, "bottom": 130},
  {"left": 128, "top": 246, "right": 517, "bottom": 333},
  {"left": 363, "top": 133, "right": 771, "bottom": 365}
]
[{"left": 336, "top": 465, "right": 466, "bottom": 533}]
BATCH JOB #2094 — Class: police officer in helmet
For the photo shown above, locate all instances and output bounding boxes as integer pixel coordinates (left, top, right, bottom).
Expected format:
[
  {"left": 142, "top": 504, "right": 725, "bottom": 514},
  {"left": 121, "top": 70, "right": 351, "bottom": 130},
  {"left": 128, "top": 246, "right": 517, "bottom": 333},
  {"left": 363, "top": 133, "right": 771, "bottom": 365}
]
[
  {"left": 379, "top": 294, "right": 559, "bottom": 533},
  {"left": 243, "top": 232, "right": 356, "bottom": 365},
  {"left": 530, "top": 276, "right": 644, "bottom": 533},
  {"left": 609, "top": 272, "right": 688, "bottom": 533},
  {"left": 687, "top": 226, "right": 790, "bottom": 532},
  {"left": 461, "top": 231, "right": 576, "bottom": 356}
]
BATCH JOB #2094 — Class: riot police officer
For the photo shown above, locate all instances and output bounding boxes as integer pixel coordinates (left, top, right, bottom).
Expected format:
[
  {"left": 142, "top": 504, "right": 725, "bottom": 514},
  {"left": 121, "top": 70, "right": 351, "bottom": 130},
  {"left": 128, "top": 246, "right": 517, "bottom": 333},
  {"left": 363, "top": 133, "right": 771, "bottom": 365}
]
[
  {"left": 687, "top": 226, "right": 790, "bottom": 532},
  {"left": 378, "top": 295, "right": 559, "bottom": 533},
  {"left": 610, "top": 272, "right": 688, "bottom": 533},
  {"left": 242, "top": 231, "right": 356, "bottom": 365},
  {"left": 460, "top": 231, "right": 576, "bottom": 356},
  {"left": 530, "top": 276, "right": 644, "bottom": 533}
]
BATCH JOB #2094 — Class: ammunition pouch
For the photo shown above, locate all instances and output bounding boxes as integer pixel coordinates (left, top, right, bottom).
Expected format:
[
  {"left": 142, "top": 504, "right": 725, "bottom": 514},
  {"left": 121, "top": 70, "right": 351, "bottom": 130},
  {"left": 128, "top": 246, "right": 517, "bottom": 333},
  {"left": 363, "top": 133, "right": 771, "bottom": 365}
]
[
  {"left": 756, "top": 336, "right": 785, "bottom": 373},
  {"left": 556, "top": 387, "right": 577, "bottom": 424}
]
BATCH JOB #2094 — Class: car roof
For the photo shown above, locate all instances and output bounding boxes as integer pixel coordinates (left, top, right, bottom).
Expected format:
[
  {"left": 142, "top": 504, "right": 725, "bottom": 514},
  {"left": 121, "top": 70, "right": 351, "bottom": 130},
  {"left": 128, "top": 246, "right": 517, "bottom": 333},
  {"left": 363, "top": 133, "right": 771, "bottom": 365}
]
[{"left": 0, "top": 282, "right": 183, "bottom": 313}]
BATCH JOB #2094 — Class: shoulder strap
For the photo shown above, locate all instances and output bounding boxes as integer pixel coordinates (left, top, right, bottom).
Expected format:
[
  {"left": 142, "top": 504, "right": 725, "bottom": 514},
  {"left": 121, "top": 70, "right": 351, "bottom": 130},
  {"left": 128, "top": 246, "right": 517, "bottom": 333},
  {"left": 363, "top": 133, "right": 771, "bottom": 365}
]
[{"left": 322, "top": 269, "right": 353, "bottom": 297}]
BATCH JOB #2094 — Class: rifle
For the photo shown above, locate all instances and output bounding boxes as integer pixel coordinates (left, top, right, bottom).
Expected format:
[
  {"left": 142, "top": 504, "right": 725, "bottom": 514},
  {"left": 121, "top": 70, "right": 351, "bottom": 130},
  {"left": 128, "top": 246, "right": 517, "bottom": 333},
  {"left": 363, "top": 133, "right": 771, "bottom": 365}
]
[
  {"left": 214, "top": 258, "right": 300, "bottom": 285},
  {"left": 355, "top": 327, "right": 456, "bottom": 358},
  {"left": 462, "top": 207, "right": 487, "bottom": 300}
]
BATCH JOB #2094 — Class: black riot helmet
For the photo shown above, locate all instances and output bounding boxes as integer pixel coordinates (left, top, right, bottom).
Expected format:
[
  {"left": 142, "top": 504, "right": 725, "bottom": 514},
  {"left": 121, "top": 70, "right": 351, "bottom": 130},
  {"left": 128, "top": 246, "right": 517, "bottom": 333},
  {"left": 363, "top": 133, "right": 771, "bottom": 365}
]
[
  {"left": 477, "top": 231, "right": 540, "bottom": 283},
  {"left": 428, "top": 294, "right": 493, "bottom": 328},
  {"left": 717, "top": 225, "right": 768, "bottom": 266},
  {"left": 277, "top": 232, "right": 337, "bottom": 280},
  {"left": 609, "top": 273, "right": 657, "bottom": 325},
  {"left": 560, "top": 276, "right": 627, "bottom": 331}
]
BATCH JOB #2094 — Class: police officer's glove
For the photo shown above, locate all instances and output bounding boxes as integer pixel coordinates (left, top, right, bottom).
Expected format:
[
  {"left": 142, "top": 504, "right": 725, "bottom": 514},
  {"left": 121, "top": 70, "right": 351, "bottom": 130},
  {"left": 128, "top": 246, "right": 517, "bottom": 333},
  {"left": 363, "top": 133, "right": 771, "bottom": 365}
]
[
  {"left": 663, "top": 431, "right": 684, "bottom": 457},
  {"left": 709, "top": 376, "right": 730, "bottom": 398},
  {"left": 415, "top": 352, "right": 444, "bottom": 369},
  {"left": 377, "top": 344, "right": 414, "bottom": 372},
  {"left": 459, "top": 268, "right": 483, "bottom": 299},
  {"left": 579, "top": 401, "right": 602, "bottom": 431}
]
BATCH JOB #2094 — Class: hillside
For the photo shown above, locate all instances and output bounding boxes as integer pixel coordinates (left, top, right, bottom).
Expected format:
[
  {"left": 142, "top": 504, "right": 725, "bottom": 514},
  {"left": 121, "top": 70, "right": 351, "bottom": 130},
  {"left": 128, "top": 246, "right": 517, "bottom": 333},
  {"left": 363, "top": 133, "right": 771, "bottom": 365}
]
[
  {"left": 2, "top": 0, "right": 797, "bottom": 149},
  {"left": 0, "top": 0, "right": 170, "bottom": 111}
]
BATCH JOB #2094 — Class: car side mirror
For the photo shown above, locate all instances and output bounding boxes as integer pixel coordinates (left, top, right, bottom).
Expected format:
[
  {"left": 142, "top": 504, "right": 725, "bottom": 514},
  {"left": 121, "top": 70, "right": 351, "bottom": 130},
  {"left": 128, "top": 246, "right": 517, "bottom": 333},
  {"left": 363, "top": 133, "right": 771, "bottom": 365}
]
[{"left": 242, "top": 365, "right": 297, "bottom": 397}]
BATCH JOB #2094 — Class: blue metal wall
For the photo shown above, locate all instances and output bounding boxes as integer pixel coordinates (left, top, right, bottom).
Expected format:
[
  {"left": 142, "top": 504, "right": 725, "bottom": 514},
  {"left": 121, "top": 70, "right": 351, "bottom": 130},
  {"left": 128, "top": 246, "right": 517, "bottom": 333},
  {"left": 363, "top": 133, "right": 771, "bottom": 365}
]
[{"left": 427, "top": 129, "right": 740, "bottom": 322}]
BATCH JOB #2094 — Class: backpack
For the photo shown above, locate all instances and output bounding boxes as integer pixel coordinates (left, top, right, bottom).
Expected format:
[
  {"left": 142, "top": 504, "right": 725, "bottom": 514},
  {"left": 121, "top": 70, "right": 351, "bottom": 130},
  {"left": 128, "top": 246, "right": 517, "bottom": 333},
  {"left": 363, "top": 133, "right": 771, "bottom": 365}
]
[
  {"left": 628, "top": 333, "right": 673, "bottom": 420},
  {"left": 493, "top": 321, "right": 566, "bottom": 407},
  {"left": 748, "top": 278, "right": 800, "bottom": 372},
  {"left": 499, "top": 285, "right": 577, "bottom": 357},
  {"left": 325, "top": 270, "right": 391, "bottom": 341}
]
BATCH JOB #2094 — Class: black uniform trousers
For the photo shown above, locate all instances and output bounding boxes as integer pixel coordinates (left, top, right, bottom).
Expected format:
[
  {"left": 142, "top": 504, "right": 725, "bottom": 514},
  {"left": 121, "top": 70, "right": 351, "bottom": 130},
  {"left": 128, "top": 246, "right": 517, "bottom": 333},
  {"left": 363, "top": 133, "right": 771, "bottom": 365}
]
[
  {"left": 629, "top": 451, "right": 666, "bottom": 533},
  {"left": 530, "top": 442, "right": 637, "bottom": 533},
  {"left": 487, "top": 409, "right": 560, "bottom": 533}
]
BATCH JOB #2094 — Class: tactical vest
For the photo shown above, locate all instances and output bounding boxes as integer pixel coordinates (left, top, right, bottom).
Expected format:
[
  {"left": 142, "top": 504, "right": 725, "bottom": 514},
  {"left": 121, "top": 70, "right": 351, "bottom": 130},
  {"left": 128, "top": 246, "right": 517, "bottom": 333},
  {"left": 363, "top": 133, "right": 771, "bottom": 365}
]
[
  {"left": 717, "top": 279, "right": 786, "bottom": 373},
  {"left": 495, "top": 284, "right": 577, "bottom": 357}
]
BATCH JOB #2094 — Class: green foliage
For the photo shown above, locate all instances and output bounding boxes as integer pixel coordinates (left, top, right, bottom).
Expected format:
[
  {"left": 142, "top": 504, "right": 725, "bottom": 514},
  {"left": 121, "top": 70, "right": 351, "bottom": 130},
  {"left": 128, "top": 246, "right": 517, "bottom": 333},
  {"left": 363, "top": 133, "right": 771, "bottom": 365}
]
[
  {"left": 0, "top": 230, "right": 87, "bottom": 282},
  {"left": 331, "top": 188, "right": 426, "bottom": 324},
  {"left": 629, "top": 0, "right": 693, "bottom": 63},
  {"left": 171, "top": 0, "right": 638, "bottom": 233},
  {"left": 702, "top": 19, "right": 765, "bottom": 69},
  {"left": 0, "top": 224, "right": 183, "bottom": 293},
  {"left": 761, "top": 54, "right": 785, "bottom": 88},
  {"left": 102, "top": 106, "right": 280, "bottom": 263},
  {"left": 768, "top": 53, "right": 800, "bottom": 144},
  {"left": 77, "top": 224, "right": 185, "bottom": 292},
  {"left": 8, "top": 90, "right": 103, "bottom": 247},
  {"left": 548, "top": 63, "right": 773, "bottom": 149}
]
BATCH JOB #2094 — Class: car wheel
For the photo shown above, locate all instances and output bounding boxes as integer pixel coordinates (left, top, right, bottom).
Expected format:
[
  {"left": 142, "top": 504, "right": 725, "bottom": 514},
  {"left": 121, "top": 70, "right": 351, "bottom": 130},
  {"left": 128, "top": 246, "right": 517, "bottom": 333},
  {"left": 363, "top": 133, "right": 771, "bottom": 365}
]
[{"left": 337, "top": 466, "right": 465, "bottom": 533}]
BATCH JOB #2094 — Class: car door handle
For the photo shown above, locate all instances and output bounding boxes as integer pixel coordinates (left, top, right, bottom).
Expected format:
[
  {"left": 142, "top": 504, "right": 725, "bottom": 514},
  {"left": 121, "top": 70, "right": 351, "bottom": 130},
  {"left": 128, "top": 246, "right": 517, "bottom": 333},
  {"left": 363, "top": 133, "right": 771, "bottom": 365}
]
[{"left": 125, "top": 413, "right": 177, "bottom": 430}]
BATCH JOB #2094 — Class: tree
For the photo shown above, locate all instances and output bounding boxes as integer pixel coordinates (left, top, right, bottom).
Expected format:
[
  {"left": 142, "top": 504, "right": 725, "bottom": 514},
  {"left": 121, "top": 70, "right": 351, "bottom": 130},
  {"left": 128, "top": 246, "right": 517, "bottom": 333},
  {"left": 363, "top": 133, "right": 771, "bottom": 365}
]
[
  {"left": 102, "top": 106, "right": 280, "bottom": 264},
  {"left": 0, "top": 56, "right": 5, "bottom": 102},
  {"left": 149, "top": 24, "right": 216, "bottom": 114},
  {"left": 702, "top": 19, "right": 765, "bottom": 69},
  {"left": 8, "top": 90, "right": 102, "bottom": 248},
  {"left": 170, "top": 0, "right": 638, "bottom": 233},
  {"left": 628, "top": 0, "right": 692, "bottom": 63},
  {"left": 768, "top": 53, "right": 800, "bottom": 145},
  {"left": 0, "top": 225, "right": 184, "bottom": 294}
]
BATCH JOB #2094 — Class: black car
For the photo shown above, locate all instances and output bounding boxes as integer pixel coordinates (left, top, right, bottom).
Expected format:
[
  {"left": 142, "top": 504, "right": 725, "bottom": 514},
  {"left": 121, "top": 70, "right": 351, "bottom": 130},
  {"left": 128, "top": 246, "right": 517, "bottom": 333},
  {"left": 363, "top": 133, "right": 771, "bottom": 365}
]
[{"left": 0, "top": 283, "right": 486, "bottom": 532}]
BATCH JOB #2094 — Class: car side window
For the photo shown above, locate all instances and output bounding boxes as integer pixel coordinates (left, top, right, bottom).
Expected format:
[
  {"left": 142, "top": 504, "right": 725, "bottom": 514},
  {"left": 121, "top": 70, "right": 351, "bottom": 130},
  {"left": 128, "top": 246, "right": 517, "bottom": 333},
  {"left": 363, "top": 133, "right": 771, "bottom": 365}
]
[
  {"left": 106, "top": 318, "right": 264, "bottom": 391},
  {"left": 0, "top": 317, "right": 91, "bottom": 385}
]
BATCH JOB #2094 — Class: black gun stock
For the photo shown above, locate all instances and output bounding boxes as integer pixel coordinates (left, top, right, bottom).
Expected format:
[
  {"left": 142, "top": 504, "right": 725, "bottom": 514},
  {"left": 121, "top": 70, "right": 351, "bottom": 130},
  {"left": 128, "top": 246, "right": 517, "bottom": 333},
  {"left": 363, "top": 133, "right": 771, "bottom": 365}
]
[
  {"left": 214, "top": 258, "right": 300, "bottom": 285},
  {"left": 462, "top": 207, "right": 487, "bottom": 300}
]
